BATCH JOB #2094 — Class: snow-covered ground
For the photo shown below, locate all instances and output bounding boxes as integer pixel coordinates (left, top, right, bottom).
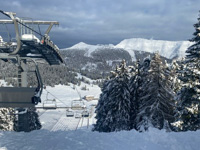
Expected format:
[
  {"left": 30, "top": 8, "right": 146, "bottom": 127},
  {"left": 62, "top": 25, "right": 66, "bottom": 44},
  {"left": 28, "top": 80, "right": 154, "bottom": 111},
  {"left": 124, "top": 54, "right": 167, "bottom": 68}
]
[
  {"left": 0, "top": 127, "right": 200, "bottom": 150},
  {"left": 0, "top": 83, "right": 200, "bottom": 150},
  {"left": 39, "top": 82, "right": 101, "bottom": 108}
]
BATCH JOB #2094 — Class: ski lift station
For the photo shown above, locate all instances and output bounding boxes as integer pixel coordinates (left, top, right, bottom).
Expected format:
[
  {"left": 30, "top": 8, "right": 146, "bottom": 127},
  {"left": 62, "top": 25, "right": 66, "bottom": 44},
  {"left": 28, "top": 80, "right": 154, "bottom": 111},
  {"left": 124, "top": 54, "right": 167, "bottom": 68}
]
[{"left": 0, "top": 10, "right": 63, "bottom": 108}]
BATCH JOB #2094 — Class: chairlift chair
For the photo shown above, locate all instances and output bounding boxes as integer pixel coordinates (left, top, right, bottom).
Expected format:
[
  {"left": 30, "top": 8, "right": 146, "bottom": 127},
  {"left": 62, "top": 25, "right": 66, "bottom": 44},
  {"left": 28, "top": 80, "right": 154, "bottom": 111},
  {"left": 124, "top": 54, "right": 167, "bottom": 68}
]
[
  {"left": 66, "top": 109, "right": 74, "bottom": 117},
  {"left": 0, "top": 58, "right": 43, "bottom": 107},
  {"left": 71, "top": 100, "right": 86, "bottom": 110},
  {"left": 42, "top": 99, "right": 57, "bottom": 109},
  {"left": 75, "top": 113, "right": 82, "bottom": 118},
  {"left": 42, "top": 92, "right": 57, "bottom": 109},
  {"left": 82, "top": 110, "right": 89, "bottom": 117}
]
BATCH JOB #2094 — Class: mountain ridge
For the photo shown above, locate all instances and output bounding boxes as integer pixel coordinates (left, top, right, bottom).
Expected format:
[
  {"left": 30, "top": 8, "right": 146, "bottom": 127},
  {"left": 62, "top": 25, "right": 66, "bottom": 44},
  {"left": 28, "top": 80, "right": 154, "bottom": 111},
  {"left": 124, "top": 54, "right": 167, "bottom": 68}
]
[{"left": 62, "top": 38, "right": 193, "bottom": 60}]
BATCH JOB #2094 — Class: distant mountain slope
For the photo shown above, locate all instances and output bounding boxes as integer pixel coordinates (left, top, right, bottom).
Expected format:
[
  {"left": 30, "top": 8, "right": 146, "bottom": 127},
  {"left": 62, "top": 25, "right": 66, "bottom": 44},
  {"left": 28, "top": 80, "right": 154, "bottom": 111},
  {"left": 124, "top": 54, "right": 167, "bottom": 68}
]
[
  {"left": 63, "top": 38, "right": 192, "bottom": 60},
  {"left": 115, "top": 38, "right": 193, "bottom": 60},
  {"left": 61, "top": 38, "right": 192, "bottom": 79}
]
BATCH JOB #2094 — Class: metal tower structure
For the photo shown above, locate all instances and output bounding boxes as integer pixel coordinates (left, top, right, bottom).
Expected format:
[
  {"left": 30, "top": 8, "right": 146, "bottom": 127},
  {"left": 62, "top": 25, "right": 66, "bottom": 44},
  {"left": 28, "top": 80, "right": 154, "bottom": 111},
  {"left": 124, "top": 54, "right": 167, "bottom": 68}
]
[{"left": 0, "top": 10, "right": 64, "bottom": 108}]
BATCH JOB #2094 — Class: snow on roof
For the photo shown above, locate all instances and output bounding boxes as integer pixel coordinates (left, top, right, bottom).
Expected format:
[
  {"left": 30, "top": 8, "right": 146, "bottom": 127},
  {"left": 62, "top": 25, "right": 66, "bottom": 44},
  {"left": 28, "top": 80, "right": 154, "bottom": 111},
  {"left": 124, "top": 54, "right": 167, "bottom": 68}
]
[{"left": 21, "top": 34, "right": 40, "bottom": 43}]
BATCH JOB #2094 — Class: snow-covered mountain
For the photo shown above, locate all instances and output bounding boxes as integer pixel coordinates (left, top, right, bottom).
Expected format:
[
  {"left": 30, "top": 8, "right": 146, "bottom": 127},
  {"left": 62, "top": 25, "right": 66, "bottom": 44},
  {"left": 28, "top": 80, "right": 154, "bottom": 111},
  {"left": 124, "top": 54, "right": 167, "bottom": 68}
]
[
  {"left": 61, "top": 38, "right": 193, "bottom": 78},
  {"left": 61, "top": 43, "right": 132, "bottom": 78},
  {"left": 115, "top": 38, "right": 193, "bottom": 60},
  {"left": 67, "top": 42, "right": 115, "bottom": 57},
  {"left": 63, "top": 38, "right": 193, "bottom": 61}
]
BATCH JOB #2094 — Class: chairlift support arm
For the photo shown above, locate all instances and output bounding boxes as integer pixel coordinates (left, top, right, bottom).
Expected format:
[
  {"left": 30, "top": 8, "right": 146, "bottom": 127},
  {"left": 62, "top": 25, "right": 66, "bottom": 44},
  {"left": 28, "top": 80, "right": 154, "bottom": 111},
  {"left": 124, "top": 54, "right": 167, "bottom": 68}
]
[{"left": 0, "top": 10, "right": 64, "bottom": 65}]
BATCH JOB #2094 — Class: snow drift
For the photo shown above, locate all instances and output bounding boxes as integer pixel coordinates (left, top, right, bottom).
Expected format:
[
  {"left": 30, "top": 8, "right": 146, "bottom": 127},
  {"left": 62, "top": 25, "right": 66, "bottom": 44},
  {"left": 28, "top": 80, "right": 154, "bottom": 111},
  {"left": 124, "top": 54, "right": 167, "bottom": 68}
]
[{"left": 0, "top": 128, "right": 199, "bottom": 150}]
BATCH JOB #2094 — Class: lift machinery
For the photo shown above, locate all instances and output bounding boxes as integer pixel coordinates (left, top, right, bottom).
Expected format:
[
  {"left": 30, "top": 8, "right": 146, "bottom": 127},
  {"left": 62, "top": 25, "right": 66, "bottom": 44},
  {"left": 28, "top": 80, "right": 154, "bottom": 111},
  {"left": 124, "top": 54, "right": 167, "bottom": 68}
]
[{"left": 0, "top": 10, "right": 64, "bottom": 108}]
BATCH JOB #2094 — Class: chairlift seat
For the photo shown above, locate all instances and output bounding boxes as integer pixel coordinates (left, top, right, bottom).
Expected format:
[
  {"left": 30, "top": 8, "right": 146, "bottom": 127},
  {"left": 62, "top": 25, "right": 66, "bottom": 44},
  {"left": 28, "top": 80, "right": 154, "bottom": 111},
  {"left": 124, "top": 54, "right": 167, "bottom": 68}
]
[
  {"left": 0, "top": 87, "right": 36, "bottom": 107},
  {"left": 66, "top": 110, "right": 74, "bottom": 117},
  {"left": 75, "top": 113, "right": 82, "bottom": 118},
  {"left": 71, "top": 100, "right": 85, "bottom": 110},
  {"left": 42, "top": 99, "right": 57, "bottom": 109},
  {"left": 82, "top": 111, "right": 89, "bottom": 117}
]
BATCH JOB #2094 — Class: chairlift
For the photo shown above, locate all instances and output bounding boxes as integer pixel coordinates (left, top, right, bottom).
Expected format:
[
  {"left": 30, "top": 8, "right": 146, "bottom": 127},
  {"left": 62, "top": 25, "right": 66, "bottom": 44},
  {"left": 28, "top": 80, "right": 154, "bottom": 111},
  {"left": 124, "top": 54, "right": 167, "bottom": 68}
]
[
  {"left": 0, "top": 58, "right": 43, "bottom": 108},
  {"left": 0, "top": 10, "right": 63, "bottom": 65},
  {"left": 71, "top": 100, "right": 86, "bottom": 110},
  {"left": 75, "top": 113, "right": 82, "bottom": 118},
  {"left": 0, "top": 10, "right": 64, "bottom": 108},
  {"left": 42, "top": 92, "right": 57, "bottom": 109},
  {"left": 82, "top": 110, "right": 89, "bottom": 117},
  {"left": 66, "top": 109, "right": 74, "bottom": 117}
]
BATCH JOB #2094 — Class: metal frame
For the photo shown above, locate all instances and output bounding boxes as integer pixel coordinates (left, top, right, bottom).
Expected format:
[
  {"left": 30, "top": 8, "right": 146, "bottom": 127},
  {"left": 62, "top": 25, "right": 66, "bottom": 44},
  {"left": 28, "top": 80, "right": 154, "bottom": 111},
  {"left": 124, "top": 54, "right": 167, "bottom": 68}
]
[
  {"left": 0, "top": 10, "right": 64, "bottom": 108},
  {"left": 0, "top": 55, "right": 43, "bottom": 107},
  {"left": 0, "top": 10, "right": 63, "bottom": 65}
]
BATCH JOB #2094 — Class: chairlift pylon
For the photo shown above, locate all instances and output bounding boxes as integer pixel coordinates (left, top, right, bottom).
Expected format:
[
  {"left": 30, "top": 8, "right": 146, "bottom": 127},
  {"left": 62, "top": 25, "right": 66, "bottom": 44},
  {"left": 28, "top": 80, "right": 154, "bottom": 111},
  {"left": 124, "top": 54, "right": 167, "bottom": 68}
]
[{"left": 0, "top": 10, "right": 64, "bottom": 108}]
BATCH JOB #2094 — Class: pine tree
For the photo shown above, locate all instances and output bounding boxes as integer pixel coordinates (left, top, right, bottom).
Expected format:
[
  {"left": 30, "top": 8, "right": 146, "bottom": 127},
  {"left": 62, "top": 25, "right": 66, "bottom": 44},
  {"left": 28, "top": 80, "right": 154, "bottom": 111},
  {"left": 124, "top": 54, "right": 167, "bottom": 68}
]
[
  {"left": 27, "top": 108, "right": 42, "bottom": 131},
  {"left": 93, "top": 60, "right": 132, "bottom": 132},
  {"left": 129, "top": 63, "right": 138, "bottom": 129},
  {"left": 174, "top": 11, "right": 200, "bottom": 131},
  {"left": 136, "top": 53, "right": 175, "bottom": 131},
  {"left": 128, "top": 58, "right": 151, "bottom": 129},
  {"left": 14, "top": 108, "right": 41, "bottom": 132},
  {"left": 170, "top": 60, "right": 182, "bottom": 93},
  {"left": 0, "top": 108, "right": 14, "bottom": 131}
]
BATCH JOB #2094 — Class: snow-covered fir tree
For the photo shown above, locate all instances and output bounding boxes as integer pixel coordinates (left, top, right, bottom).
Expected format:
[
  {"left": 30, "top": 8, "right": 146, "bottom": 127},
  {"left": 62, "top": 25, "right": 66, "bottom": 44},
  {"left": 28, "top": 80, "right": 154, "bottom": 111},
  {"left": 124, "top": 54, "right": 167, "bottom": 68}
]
[
  {"left": 27, "top": 108, "right": 42, "bottom": 131},
  {"left": 93, "top": 60, "right": 132, "bottom": 132},
  {"left": 0, "top": 108, "right": 14, "bottom": 131},
  {"left": 129, "top": 62, "right": 139, "bottom": 129},
  {"left": 14, "top": 108, "right": 41, "bottom": 132},
  {"left": 128, "top": 58, "right": 151, "bottom": 129},
  {"left": 170, "top": 60, "right": 182, "bottom": 93},
  {"left": 136, "top": 53, "right": 175, "bottom": 131},
  {"left": 174, "top": 11, "right": 200, "bottom": 131}
]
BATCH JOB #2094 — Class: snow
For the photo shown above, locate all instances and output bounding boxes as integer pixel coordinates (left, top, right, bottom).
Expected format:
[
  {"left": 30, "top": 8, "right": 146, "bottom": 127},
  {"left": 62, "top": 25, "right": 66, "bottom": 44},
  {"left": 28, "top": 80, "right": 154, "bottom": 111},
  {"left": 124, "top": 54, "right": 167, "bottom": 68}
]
[
  {"left": 0, "top": 127, "right": 200, "bottom": 150},
  {"left": 0, "top": 36, "right": 3, "bottom": 42},
  {"left": 0, "top": 81, "right": 200, "bottom": 150},
  {"left": 62, "top": 38, "right": 193, "bottom": 61},
  {"left": 81, "top": 62, "right": 97, "bottom": 71},
  {"left": 21, "top": 34, "right": 40, "bottom": 43},
  {"left": 0, "top": 80, "right": 12, "bottom": 87},
  {"left": 38, "top": 83, "right": 101, "bottom": 107},
  {"left": 115, "top": 38, "right": 193, "bottom": 60},
  {"left": 63, "top": 42, "right": 115, "bottom": 57}
]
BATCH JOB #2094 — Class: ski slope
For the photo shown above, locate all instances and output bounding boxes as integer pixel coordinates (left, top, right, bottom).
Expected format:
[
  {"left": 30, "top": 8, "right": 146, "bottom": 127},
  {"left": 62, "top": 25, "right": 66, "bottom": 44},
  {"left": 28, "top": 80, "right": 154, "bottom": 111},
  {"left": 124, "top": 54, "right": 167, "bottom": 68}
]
[
  {"left": 0, "top": 84, "right": 200, "bottom": 150},
  {"left": 38, "top": 108, "right": 95, "bottom": 132}
]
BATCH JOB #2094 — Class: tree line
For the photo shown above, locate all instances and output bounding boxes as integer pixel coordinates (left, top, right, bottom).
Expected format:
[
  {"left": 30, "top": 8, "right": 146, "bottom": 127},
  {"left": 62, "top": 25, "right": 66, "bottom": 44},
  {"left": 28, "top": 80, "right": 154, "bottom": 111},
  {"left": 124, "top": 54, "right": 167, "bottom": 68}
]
[{"left": 93, "top": 11, "right": 200, "bottom": 132}]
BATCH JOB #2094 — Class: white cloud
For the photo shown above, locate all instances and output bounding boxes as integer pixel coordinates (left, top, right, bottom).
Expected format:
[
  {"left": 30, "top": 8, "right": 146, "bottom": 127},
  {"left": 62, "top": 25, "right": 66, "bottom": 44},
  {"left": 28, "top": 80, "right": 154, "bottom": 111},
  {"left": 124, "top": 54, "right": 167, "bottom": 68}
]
[{"left": 0, "top": 0, "right": 200, "bottom": 48}]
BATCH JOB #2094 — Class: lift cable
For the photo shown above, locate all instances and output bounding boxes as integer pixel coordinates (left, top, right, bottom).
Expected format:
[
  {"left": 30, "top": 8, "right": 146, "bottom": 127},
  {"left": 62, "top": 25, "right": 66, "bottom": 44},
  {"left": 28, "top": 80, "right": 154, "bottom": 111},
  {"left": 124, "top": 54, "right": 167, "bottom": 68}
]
[
  {"left": 17, "top": 21, "right": 44, "bottom": 37},
  {"left": 72, "top": 84, "right": 82, "bottom": 100},
  {"left": 43, "top": 89, "right": 68, "bottom": 107}
]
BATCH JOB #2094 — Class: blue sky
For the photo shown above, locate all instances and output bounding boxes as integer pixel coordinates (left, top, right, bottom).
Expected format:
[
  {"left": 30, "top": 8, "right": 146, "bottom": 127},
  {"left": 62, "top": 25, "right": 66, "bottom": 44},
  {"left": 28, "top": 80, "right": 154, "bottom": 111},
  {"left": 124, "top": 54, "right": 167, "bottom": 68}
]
[{"left": 0, "top": 0, "right": 200, "bottom": 48}]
